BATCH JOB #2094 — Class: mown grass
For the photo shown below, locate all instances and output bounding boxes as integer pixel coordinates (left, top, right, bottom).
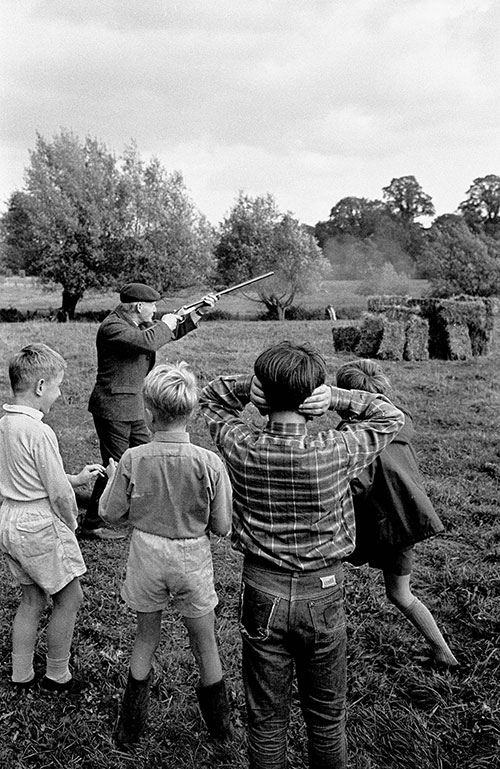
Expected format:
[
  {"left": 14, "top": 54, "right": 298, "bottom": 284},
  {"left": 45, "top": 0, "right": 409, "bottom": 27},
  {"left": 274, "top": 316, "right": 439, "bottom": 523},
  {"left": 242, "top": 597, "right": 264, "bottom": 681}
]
[{"left": 0, "top": 319, "right": 498, "bottom": 769}]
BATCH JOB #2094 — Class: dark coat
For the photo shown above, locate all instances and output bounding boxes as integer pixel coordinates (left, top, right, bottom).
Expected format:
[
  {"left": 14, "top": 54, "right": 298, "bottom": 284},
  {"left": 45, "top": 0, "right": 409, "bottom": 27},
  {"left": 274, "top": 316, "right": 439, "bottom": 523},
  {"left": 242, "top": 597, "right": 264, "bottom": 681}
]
[
  {"left": 88, "top": 307, "right": 197, "bottom": 421},
  {"left": 341, "top": 411, "right": 444, "bottom": 565}
]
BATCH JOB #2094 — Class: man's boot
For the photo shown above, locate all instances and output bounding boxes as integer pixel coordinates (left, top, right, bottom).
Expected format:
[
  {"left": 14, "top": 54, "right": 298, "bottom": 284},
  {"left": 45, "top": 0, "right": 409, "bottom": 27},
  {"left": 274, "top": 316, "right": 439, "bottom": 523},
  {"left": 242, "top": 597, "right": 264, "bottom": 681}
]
[
  {"left": 115, "top": 669, "right": 152, "bottom": 747},
  {"left": 196, "top": 677, "right": 232, "bottom": 741}
]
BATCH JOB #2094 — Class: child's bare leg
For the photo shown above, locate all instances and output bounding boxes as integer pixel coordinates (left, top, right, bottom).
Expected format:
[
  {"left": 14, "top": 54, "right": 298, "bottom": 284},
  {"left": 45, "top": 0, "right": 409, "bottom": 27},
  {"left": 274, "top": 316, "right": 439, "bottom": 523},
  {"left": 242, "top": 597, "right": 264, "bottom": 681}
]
[
  {"left": 11, "top": 584, "right": 46, "bottom": 683},
  {"left": 184, "top": 610, "right": 231, "bottom": 740},
  {"left": 45, "top": 577, "right": 83, "bottom": 682},
  {"left": 130, "top": 610, "right": 162, "bottom": 680},
  {"left": 383, "top": 572, "right": 459, "bottom": 667},
  {"left": 183, "top": 610, "right": 222, "bottom": 686}
]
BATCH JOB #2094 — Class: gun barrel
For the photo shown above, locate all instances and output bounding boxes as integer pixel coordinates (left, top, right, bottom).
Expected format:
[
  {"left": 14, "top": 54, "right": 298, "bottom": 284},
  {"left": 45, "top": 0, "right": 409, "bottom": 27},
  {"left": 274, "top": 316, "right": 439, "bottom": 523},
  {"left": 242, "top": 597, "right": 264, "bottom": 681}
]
[
  {"left": 216, "top": 271, "right": 275, "bottom": 297},
  {"left": 178, "top": 271, "right": 274, "bottom": 315}
]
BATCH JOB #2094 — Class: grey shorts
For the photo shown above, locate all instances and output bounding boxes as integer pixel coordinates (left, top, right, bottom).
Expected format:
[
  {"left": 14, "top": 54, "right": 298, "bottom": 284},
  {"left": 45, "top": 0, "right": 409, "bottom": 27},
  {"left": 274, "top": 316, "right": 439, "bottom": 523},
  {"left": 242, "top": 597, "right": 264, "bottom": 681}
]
[
  {"left": 0, "top": 498, "right": 86, "bottom": 595},
  {"left": 122, "top": 528, "right": 218, "bottom": 618}
]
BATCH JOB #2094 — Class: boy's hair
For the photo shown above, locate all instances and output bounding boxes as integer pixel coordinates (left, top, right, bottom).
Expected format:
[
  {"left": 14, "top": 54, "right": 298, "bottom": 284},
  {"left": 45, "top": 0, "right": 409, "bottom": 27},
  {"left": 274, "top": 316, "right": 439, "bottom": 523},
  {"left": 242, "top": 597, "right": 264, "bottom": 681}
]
[
  {"left": 335, "top": 359, "right": 391, "bottom": 396},
  {"left": 9, "top": 344, "right": 67, "bottom": 394},
  {"left": 143, "top": 361, "right": 198, "bottom": 422},
  {"left": 254, "top": 341, "right": 326, "bottom": 411}
]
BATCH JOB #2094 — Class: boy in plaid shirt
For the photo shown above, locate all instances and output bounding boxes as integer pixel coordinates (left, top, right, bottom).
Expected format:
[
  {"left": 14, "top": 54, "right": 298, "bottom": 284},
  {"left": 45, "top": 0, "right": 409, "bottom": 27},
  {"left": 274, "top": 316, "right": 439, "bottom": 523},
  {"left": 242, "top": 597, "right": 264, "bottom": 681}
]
[{"left": 200, "top": 341, "right": 404, "bottom": 769}]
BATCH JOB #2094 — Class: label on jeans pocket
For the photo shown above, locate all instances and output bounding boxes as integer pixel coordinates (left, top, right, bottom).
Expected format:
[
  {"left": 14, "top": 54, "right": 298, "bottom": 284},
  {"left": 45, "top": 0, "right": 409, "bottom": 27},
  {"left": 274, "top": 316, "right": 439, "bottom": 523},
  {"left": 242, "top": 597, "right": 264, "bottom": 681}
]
[{"left": 320, "top": 575, "right": 337, "bottom": 588}]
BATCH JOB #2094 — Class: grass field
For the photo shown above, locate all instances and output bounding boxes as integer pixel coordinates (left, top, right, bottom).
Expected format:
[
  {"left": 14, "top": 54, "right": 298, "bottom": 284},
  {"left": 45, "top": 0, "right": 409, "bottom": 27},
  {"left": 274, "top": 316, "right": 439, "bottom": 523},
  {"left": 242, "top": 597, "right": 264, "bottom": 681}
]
[
  {"left": 0, "top": 276, "right": 431, "bottom": 317},
  {"left": 0, "top": 318, "right": 498, "bottom": 769}
]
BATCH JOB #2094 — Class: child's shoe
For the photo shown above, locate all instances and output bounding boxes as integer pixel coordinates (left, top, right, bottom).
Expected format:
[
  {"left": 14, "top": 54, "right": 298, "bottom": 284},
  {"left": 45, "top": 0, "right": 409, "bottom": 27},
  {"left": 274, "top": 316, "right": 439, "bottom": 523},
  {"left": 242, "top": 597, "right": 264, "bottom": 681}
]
[
  {"left": 40, "top": 675, "right": 85, "bottom": 694},
  {"left": 115, "top": 669, "right": 152, "bottom": 748}
]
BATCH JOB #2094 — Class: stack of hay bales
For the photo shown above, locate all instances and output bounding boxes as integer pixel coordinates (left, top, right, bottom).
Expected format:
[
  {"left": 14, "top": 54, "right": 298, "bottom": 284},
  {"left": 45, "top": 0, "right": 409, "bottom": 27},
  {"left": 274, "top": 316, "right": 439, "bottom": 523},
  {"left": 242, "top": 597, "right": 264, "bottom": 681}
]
[
  {"left": 422, "top": 295, "right": 495, "bottom": 360},
  {"left": 357, "top": 297, "right": 429, "bottom": 361},
  {"left": 332, "top": 294, "right": 497, "bottom": 360}
]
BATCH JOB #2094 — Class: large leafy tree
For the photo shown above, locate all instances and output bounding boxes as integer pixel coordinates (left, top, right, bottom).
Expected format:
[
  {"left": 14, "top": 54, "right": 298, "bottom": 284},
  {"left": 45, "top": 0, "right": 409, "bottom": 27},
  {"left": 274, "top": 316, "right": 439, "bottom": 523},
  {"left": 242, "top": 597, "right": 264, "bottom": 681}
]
[
  {"left": 119, "top": 144, "right": 215, "bottom": 293},
  {"left": 7, "top": 130, "right": 126, "bottom": 317},
  {"left": 420, "top": 215, "right": 500, "bottom": 296},
  {"left": 216, "top": 193, "right": 330, "bottom": 319},
  {"left": 382, "top": 175, "right": 435, "bottom": 223},
  {"left": 317, "top": 196, "right": 387, "bottom": 242},
  {"left": 315, "top": 191, "right": 426, "bottom": 279},
  {"left": 458, "top": 174, "right": 500, "bottom": 237}
]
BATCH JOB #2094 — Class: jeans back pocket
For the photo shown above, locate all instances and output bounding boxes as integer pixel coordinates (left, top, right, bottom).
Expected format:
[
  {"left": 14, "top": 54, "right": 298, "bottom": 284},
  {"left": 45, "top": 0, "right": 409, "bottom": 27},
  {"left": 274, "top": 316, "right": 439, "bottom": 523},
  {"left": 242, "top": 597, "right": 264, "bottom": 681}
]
[{"left": 239, "top": 582, "right": 280, "bottom": 641}]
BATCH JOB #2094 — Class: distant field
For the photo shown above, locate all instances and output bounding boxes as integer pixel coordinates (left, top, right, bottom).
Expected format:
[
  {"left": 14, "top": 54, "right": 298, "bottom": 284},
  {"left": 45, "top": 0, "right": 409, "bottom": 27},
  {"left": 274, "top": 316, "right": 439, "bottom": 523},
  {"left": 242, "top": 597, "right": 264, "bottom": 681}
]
[
  {"left": 0, "top": 319, "right": 498, "bottom": 769},
  {"left": 0, "top": 276, "right": 431, "bottom": 317}
]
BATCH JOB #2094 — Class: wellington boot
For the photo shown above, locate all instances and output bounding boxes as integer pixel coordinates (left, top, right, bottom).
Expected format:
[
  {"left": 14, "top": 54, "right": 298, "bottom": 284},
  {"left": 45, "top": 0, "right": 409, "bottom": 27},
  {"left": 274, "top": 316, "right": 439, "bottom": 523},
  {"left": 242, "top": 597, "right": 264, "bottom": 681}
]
[
  {"left": 196, "top": 677, "right": 233, "bottom": 741},
  {"left": 115, "top": 669, "right": 152, "bottom": 747}
]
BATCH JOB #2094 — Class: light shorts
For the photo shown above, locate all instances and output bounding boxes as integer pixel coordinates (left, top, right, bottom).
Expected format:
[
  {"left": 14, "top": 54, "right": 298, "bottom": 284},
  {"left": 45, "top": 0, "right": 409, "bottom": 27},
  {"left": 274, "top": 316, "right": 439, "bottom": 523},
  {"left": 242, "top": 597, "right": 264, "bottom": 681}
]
[
  {"left": 122, "top": 528, "right": 218, "bottom": 618},
  {"left": 0, "top": 498, "right": 86, "bottom": 595}
]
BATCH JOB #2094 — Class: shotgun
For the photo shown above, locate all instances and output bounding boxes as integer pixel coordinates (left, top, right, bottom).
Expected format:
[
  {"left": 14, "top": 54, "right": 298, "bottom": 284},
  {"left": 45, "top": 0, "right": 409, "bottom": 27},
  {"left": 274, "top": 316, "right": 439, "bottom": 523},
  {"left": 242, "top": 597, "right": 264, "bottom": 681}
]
[{"left": 176, "top": 271, "right": 275, "bottom": 316}]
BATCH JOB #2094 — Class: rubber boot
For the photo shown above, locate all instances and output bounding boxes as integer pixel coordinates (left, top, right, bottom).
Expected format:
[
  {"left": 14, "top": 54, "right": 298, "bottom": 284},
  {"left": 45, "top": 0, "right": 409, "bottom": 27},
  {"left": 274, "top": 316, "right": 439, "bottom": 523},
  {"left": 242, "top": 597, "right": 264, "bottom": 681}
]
[
  {"left": 115, "top": 669, "right": 152, "bottom": 747},
  {"left": 196, "top": 677, "right": 232, "bottom": 741}
]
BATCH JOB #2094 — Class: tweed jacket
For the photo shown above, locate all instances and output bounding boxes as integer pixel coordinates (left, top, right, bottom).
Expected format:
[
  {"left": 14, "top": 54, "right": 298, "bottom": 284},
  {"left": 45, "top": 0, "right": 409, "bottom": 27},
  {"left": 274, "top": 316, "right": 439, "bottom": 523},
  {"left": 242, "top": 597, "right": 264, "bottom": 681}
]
[{"left": 88, "top": 306, "right": 197, "bottom": 422}]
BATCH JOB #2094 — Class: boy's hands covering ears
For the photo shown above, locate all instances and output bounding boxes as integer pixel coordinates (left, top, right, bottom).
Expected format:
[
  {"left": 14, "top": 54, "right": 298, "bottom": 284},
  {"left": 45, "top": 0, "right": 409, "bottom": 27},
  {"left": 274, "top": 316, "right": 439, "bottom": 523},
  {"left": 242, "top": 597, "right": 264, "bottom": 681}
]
[
  {"left": 250, "top": 376, "right": 269, "bottom": 413},
  {"left": 299, "top": 384, "right": 332, "bottom": 417}
]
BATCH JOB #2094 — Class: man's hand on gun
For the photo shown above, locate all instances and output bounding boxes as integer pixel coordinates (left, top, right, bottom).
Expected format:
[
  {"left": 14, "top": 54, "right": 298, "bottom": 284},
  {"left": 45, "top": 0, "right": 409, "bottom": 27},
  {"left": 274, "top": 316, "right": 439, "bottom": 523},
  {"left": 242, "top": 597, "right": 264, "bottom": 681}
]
[{"left": 161, "top": 293, "right": 219, "bottom": 330}]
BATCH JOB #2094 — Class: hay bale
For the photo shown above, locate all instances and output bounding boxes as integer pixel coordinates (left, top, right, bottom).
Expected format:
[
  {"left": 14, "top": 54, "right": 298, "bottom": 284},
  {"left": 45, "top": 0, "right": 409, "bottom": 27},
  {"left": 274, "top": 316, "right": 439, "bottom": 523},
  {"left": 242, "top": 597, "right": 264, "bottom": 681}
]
[
  {"left": 332, "top": 325, "right": 361, "bottom": 352},
  {"left": 355, "top": 314, "right": 385, "bottom": 357},
  {"left": 423, "top": 296, "right": 493, "bottom": 359},
  {"left": 404, "top": 315, "right": 429, "bottom": 361},
  {"left": 367, "top": 295, "right": 412, "bottom": 313},
  {"left": 446, "top": 323, "right": 473, "bottom": 360},
  {"left": 377, "top": 319, "right": 406, "bottom": 360}
]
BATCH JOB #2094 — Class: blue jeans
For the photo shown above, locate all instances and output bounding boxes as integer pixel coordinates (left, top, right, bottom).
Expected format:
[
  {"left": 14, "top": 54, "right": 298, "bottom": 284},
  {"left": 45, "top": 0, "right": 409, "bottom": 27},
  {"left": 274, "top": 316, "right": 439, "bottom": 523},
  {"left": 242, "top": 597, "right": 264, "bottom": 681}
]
[{"left": 240, "top": 557, "right": 347, "bottom": 769}]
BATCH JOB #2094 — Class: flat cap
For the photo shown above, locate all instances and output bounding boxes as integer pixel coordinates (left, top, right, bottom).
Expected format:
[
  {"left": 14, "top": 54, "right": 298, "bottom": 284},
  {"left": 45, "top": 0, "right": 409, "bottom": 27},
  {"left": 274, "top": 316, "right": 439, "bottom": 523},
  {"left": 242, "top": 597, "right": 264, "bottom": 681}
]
[{"left": 119, "top": 282, "right": 161, "bottom": 302}]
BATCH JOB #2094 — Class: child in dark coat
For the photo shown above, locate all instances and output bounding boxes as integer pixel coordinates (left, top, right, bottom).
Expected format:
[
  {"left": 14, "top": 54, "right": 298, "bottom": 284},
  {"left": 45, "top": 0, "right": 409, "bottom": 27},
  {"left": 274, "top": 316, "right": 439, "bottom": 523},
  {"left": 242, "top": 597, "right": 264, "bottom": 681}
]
[{"left": 336, "top": 359, "right": 459, "bottom": 668}]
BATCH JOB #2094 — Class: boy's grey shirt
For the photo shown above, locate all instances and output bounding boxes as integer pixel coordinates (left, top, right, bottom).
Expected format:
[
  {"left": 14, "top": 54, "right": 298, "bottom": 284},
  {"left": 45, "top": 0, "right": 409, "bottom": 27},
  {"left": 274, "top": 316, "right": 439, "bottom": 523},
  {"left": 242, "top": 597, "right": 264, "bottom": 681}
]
[{"left": 100, "top": 431, "right": 232, "bottom": 538}]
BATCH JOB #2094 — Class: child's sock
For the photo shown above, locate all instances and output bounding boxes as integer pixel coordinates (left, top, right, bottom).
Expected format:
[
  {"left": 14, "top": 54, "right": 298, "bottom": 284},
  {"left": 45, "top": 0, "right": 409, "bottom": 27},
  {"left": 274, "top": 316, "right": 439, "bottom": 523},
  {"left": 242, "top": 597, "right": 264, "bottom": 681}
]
[
  {"left": 11, "top": 652, "right": 34, "bottom": 683},
  {"left": 401, "top": 598, "right": 459, "bottom": 667},
  {"left": 45, "top": 655, "right": 72, "bottom": 684}
]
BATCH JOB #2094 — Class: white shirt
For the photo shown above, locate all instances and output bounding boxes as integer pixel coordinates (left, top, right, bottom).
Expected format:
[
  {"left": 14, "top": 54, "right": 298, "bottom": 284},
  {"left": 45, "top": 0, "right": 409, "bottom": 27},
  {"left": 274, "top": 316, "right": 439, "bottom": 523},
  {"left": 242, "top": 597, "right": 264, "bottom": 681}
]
[{"left": 0, "top": 404, "right": 79, "bottom": 530}]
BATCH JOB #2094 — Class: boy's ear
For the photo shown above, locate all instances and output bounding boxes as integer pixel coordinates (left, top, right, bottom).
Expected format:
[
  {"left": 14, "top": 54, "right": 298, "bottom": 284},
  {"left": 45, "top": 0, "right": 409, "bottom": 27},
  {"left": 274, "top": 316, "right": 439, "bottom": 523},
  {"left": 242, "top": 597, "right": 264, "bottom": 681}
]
[{"left": 34, "top": 378, "right": 45, "bottom": 396}]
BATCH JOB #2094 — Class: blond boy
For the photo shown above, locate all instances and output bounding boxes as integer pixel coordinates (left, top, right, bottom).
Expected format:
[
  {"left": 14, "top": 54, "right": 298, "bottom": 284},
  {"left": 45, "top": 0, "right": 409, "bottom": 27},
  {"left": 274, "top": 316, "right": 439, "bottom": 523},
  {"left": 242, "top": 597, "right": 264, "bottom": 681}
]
[
  {"left": 100, "top": 361, "right": 232, "bottom": 746},
  {"left": 0, "top": 343, "right": 105, "bottom": 692}
]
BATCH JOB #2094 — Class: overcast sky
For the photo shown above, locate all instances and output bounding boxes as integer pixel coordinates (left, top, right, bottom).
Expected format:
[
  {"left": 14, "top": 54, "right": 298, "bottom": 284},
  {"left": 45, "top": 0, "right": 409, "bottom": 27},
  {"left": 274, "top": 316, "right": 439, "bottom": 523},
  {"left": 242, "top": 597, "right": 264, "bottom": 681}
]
[{"left": 1, "top": 0, "right": 499, "bottom": 227}]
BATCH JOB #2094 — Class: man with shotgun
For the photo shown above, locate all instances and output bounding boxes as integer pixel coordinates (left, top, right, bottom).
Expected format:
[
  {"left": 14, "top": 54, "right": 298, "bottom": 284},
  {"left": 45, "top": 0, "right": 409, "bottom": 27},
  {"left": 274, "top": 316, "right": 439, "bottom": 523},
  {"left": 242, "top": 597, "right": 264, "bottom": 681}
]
[{"left": 80, "top": 274, "right": 273, "bottom": 539}]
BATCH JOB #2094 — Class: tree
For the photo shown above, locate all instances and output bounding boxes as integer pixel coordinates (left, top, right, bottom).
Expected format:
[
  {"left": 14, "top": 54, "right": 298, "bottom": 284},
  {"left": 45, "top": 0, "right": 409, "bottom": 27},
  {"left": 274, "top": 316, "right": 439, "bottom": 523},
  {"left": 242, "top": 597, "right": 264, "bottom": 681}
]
[
  {"left": 18, "top": 130, "right": 125, "bottom": 317},
  {"left": 0, "top": 191, "right": 38, "bottom": 274},
  {"left": 1, "top": 132, "right": 216, "bottom": 317},
  {"left": 458, "top": 174, "right": 500, "bottom": 237},
  {"left": 118, "top": 144, "right": 215, "bottom": 293},
  {"left": 216, "top": 193, "right": 330, "bottom": 319},
  {"left": 315, "top": 193, "right": 424, "bottom": 279},
  {"left": 382, "top": 175, "right": 435, "bottom": 223},
  {"left": 420, "top": 216, "right": 500, "bottom": 296}
]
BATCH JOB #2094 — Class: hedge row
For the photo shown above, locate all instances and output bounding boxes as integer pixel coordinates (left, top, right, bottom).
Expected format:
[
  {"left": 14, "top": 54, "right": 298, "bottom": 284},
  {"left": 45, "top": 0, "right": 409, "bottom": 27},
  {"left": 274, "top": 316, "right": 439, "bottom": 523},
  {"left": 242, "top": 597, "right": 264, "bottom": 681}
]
[{"left": 0, "top": 304, "right": 366, "bottom": 323}]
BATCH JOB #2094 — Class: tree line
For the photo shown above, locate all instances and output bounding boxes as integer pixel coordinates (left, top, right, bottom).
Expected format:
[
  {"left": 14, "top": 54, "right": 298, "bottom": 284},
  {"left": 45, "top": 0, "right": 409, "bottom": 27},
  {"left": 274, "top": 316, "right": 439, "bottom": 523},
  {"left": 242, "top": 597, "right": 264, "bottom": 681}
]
[{"left": 1, "top": 129, "right": 500, "bottom": 318}]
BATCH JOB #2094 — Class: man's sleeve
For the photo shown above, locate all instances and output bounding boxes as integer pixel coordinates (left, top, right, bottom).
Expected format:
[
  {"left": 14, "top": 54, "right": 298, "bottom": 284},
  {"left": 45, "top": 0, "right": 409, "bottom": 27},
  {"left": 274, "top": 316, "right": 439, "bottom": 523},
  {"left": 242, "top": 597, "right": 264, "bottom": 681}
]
[
  {"left": 99, "top": 455, "right": 131, "bottom": 525},
  {"left": 331, "top": 387, "right": 404, "bottom": 479},
  {"left": 34, "top": 428, "right": 79, "bottom": 531},
  {"left": 199, "top": 375, "right": 253, "bottom": 452}
]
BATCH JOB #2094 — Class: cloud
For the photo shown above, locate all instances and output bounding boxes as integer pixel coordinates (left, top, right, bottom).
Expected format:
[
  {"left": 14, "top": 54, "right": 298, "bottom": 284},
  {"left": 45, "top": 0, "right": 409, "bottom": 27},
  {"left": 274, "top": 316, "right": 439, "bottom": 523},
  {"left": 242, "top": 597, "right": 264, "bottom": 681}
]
[{"left": 1, "top": 0, "right": 500, "bottom": 223}]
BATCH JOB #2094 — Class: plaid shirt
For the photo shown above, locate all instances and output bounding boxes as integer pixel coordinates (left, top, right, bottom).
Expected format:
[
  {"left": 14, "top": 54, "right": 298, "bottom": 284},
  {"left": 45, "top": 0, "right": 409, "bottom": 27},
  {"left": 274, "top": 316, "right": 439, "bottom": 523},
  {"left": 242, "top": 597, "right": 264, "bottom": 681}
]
[{"left": 200, "top": 376, "right": 404, "bottom": 571}]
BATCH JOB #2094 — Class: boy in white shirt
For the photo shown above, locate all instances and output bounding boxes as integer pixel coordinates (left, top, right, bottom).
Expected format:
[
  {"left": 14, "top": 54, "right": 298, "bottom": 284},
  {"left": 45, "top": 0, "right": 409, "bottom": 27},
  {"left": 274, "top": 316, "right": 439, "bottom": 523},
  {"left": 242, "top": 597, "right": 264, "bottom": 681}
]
[{"left": 0, "top": 343, "right": 104, "bottom": 692}]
